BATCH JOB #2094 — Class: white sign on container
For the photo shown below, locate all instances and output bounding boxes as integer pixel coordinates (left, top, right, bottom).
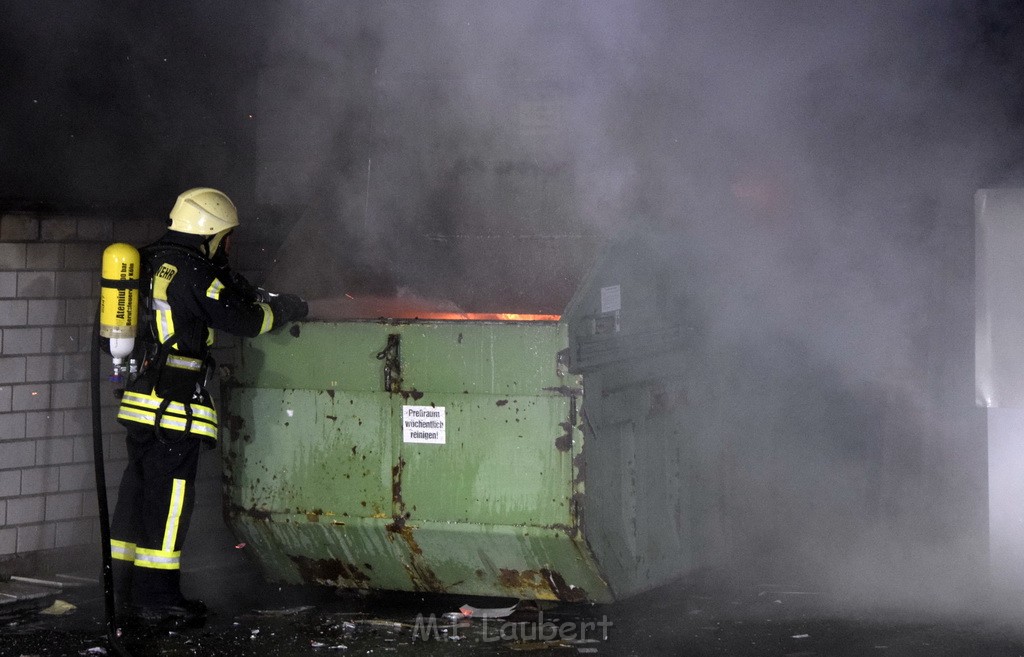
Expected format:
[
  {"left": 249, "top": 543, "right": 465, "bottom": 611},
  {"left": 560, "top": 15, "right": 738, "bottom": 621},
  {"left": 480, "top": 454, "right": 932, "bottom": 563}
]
[
  {"left": 600, "top": 284, "right": 621, "bottom": 314},
  {"left": 402, "top": 405, "right": 446, "bottom": 444}
]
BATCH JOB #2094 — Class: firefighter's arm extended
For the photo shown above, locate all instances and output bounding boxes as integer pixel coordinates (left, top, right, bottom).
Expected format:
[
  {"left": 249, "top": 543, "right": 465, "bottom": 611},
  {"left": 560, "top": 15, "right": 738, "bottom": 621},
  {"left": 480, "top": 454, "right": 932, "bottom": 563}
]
[{"left": 197, "top": 269, "right": 308, "bottom": 338}]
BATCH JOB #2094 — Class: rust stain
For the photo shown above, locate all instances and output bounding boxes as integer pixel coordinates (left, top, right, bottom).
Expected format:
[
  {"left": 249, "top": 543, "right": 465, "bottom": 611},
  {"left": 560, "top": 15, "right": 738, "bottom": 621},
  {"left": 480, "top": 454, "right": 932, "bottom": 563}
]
[
  {"left": 388, "top": 524, "right": 422, "bottom": 555},
  {"left": 391, "top": 457, "right": 406, "bottom": 513},
  {"left": 247, "top": 506, "right": 272, "bottom": 521},
  {"left": 498, "top": 568, "right": 527, "bottom": 589},
  {"left": 386, "top": 523, "right": 446, "bottom": 593},
  {"left": 385, "top": 452, "right": 444, "bottom": 593},
  {"left": 387, "top": 456, "right": 412, "bottom": 532},
  {"left": 546, "top": 522, "right": 579, "bottom": 539},
  {"left": 555, "top": 420, "right": 573, "bottom": 452},
  {"left": 572, "top": 450, "right": 587, "bottom": 501},
  {"left": 496, "top": 568, "right": 587, "bottom": 603},
  {"left": 541, "top": 568, "right": 587, "bottom": 603},
  {"left": 385, "top": 513, "right": 409, "bottom": 532},
  {"left": 226, "top": 414, "right": 249, "bottom": 443},
  {"left": 399, "top": 388, "right": 424, "bottom": 401},
  {"left": 570, "top": 492, "right": 585, "bottom": 527},
  {"left": 289, "top": 555, "right": 371, "bottom": 587},
  {"left": 226, "top": 503, "right": 272, "bottom": 522}
]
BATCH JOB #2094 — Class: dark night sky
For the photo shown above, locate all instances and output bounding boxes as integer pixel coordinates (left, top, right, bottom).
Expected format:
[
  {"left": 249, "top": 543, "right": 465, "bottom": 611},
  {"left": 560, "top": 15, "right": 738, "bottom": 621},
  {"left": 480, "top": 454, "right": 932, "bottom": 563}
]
[
  {"left": 0, "top": 2, "right": 278, "bottom": 215},
  {"left": 1, "top": 1, "right": 1023, "bottom": 220}
]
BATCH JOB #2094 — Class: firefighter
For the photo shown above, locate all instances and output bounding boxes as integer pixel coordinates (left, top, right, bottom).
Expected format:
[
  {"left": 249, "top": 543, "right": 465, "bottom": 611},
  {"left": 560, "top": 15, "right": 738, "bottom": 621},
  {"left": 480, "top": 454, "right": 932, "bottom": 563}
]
[{"left": 109, "top": 187, "right": 308, "bottom": 625}]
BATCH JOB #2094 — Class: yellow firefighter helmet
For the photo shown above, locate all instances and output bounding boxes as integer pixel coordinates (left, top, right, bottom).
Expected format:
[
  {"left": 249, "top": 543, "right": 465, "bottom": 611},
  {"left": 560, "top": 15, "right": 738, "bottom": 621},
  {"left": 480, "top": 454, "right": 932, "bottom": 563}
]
[
  {"left": 168, "top": 187, "right": 238, "bottom": 257},
  {"left": 169, "top": 187, "right": 238, "bottom": 235}
]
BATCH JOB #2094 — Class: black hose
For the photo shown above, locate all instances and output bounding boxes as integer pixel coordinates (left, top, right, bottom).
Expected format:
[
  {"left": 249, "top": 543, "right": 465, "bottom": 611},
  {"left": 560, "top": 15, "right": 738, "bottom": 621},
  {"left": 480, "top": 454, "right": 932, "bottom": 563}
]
[{"left": 90, "top": 307, "right": 133, "bottom": 657}]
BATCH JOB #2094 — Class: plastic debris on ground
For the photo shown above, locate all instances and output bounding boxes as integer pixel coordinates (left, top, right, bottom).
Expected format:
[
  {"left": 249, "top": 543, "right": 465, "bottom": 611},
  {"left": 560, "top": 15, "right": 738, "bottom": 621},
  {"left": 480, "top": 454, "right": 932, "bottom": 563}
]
[
  {"left": 459, "top": 602, "right": 519, "bottom": 618},
  {"left": 311, "top": 640, "right": 349, "bottom": 650},
  {"left": 39, "top": 599, "right": 76, "bottom": 615},
  {"left": 255, "top": 605, "right": 316, "bottom": 616},
  {"left": 507, "top": 640, "right": 572, "bottom": 651}
]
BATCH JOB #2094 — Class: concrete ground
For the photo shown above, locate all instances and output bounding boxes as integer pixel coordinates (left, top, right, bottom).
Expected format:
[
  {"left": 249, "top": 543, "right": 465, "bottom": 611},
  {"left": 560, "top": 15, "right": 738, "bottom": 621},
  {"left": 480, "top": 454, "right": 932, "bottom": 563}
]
[{"left": 5, "top": 546, "right": 1024, "bottom": 657}]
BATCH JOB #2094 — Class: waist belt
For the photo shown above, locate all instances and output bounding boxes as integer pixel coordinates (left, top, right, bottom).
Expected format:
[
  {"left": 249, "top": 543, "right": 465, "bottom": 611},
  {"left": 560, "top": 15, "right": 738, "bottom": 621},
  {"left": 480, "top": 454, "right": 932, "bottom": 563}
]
[{"left": 117, "top": 389, "right": 219, "bottom": 441}]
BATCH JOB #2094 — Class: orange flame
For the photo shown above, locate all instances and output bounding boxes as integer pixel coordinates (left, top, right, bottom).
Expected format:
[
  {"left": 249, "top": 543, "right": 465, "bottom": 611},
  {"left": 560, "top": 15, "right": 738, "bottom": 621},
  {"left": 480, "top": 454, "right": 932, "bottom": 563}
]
[
  {"left": 307, "top": 297, "right": 559, "bottom": 322},
  {"left": 405, "top": 312, "right": 560, "bottom": 322}
]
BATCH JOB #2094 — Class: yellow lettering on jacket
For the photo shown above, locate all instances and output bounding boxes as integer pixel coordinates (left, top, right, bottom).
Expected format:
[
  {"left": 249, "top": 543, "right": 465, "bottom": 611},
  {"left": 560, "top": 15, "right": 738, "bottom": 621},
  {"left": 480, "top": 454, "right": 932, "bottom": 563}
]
[{"left": 153, "top": 263, "right": 178, "bottom": 301}]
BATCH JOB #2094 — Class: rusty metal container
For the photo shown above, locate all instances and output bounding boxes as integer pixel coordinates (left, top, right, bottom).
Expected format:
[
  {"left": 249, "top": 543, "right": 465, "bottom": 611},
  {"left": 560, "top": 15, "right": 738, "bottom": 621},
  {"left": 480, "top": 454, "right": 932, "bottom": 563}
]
[{"left": 222, "top": 231, "right": 698, "bottom": 602}]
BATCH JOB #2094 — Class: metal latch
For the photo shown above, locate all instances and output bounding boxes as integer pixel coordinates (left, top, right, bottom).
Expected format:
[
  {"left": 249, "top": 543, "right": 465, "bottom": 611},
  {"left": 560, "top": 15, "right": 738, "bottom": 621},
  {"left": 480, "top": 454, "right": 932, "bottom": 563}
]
[{"left": 376, "top": 333, "right": 402, "bottom": 393}]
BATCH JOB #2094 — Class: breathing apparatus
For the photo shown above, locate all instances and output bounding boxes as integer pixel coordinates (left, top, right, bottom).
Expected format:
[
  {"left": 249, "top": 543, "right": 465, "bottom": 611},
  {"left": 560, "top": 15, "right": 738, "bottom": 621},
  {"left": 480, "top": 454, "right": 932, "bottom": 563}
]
[{"left": 99, "top": 243, "right": 141, "bottom": 382}]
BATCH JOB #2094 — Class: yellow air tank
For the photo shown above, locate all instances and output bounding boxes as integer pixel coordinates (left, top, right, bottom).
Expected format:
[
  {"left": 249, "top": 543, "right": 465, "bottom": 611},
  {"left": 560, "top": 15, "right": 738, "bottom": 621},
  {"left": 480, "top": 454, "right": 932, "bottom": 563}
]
[{"left": 99, "top": 243, "right": 141, "bottom": 379}]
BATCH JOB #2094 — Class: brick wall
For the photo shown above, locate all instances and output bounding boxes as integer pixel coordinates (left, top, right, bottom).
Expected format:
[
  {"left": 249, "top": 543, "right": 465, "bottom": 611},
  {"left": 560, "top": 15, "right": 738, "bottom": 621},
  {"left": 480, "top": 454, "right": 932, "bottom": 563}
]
[{"left": 0, "top": 211, "right": 263, "bottom": 575}]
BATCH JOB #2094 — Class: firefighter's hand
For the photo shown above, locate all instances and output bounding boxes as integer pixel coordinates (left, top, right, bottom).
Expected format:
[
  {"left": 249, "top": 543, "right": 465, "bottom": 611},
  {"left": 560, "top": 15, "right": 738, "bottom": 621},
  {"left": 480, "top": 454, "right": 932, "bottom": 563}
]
[{"left": 268, "top": 293, "right": 309, "bottom": 327}]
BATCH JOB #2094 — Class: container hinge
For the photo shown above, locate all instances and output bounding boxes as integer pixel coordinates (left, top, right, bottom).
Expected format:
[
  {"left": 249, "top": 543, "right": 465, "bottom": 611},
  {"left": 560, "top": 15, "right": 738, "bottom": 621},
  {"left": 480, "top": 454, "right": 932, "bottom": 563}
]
[{"left": 376, "top": 333, "right": 402, "bottom": 393}]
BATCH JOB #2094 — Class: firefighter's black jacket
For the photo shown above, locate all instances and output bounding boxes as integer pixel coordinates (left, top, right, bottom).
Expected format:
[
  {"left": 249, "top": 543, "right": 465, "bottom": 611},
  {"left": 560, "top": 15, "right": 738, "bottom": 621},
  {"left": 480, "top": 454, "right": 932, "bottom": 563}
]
[{"left": 116, "top": 230, "right": 307, "bottom": 443}]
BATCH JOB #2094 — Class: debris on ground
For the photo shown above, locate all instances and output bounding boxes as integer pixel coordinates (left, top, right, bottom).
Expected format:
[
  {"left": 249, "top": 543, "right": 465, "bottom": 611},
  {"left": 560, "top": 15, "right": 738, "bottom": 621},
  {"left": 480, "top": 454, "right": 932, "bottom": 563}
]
[
  {"left": 310, "top": 640, "right": 349, "bottom": 650},
  {"left": 255, "top": 605, "right": 316, "bottom": 616},
  {"left": 459, "top": 602, "right": 519, "bottom": 618},
  {"left": 39, "top": 599, "right": 77, "bottom": 615},
  {"left": 507, "top": 640, "right": 572, "bottom": 651}
]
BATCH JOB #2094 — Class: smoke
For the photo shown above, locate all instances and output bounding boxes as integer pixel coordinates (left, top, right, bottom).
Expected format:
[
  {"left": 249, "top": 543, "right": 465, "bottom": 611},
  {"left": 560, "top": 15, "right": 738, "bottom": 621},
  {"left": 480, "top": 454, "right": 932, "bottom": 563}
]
[{"left": 259, "top": 1, "right": 1024, "bottom": 611}]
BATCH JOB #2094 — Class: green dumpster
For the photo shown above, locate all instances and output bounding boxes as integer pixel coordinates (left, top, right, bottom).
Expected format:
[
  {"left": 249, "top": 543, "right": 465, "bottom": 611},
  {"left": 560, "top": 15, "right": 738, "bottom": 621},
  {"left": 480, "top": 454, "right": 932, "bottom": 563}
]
[{"left": 222, "top": 231, "right": 696, "bottom": 602}]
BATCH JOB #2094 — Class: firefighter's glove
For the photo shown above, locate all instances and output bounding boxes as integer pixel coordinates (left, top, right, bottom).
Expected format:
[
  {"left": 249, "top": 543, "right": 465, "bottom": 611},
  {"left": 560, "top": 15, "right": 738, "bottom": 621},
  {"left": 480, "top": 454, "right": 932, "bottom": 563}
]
[
  {"left": 230, "top": 272, "right": 262, "bottom": 302},
  {"left": 268, "top": 292, "right": 309, "bottom": 327},
  {"left": 252, "top": 286, "right": 272, "bottom": 304}
]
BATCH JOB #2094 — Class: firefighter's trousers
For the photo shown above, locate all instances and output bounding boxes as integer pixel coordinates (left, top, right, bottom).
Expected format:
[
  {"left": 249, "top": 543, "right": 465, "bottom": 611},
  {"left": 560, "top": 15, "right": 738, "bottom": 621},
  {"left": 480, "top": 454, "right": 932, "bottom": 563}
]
[{"left": 110, "top": 424, "right": 202, "bottom": 607}]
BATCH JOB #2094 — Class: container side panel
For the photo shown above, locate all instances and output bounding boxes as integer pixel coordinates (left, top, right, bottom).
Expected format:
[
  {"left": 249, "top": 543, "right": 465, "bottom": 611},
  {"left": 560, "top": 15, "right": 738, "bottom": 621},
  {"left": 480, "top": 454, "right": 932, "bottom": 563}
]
[
  {"left": 224, "top": 388, "right": 393, "bottom": 520},
  {"left": 234, "top": 321, "right": 568, "bottom": 395},
  {"left": 235, "top": 323, "right": 386, "bottom": 392},
  {"left": 398, "top": 323, "right": 568, "bottom": 394},
  {"left": 395, "top": 393, "right": 573, "bottom": 526},
  {"left": 579, "top": 352, "right": 700, "bottom": 597},
  {"left": 225, "top": 514, "right": 612, "bottom": 602}
]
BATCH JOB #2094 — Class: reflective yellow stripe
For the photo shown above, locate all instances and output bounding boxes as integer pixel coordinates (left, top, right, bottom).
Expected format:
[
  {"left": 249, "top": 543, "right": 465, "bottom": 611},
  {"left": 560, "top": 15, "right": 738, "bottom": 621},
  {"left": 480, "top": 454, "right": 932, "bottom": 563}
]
[
  {"left": 258, "top": 302, "right": 273, "bottom": 334},
  {"left": 165, "top": 354, "right": 203, "bottom": 371},
  {"left": 157, "top": 417, "right": 217, "bottom": 439},
  {"left": 206, "top": 328, "right": 216, "bottom": 346},
  {"left": 155, "top": 308, "right": 174, "bottom": 343},
  {"left": 162, "top": 479, "right": 186, "bottom": 552},
  {"left": 117, "top": 407, "right": 219, "bottom": 440},
  {"left": 135, "top": 547, "right": 181, "bottom": 571},
  {"left": 119, "top": 398, "right": 217, "bottom": 423},
  {"left": 121, "top": 391, "right": 217, "bottom": 422},
  {"left": 118, "top": 407, "right": 155, "bottom": 424},
  {"left": 116, "top": 408, "right": 215, "bottom": 439},
  {"left": 111, "top": 539, "right": 137, "bottom": 562},
  {"left": 206, "top": 278, "right": 225, "bottom": 300}
]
